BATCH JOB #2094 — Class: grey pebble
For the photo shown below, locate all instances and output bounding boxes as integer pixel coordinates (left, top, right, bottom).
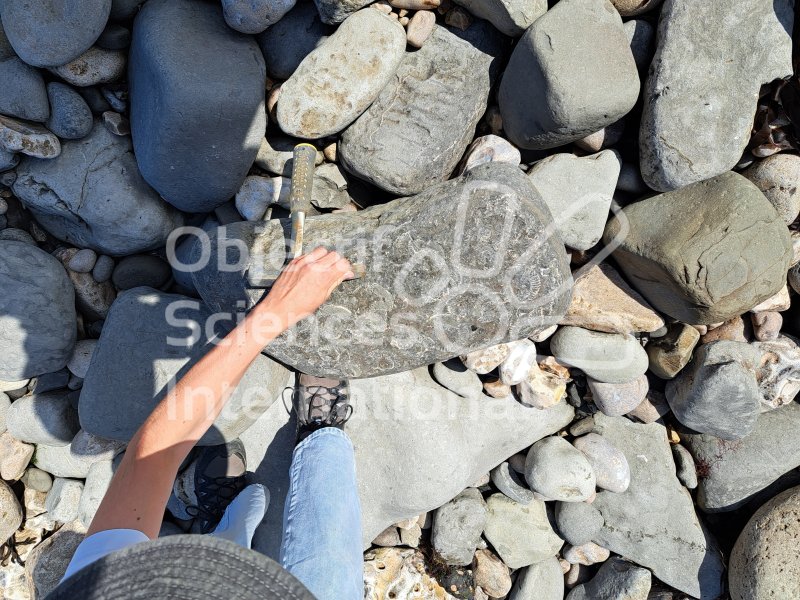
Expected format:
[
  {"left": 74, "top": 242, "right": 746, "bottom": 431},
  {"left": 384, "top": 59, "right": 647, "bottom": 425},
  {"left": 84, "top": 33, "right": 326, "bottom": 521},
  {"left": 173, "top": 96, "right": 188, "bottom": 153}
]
[
  {"left": 672, "top": 444, "right": 698, "bottom": 490},
  {"left": 491, "top": 461, "right": 534, "bottom": 504},
  {"left": 92, "top": 255, "right": 115, "bottom": 283},
  {"left": 112, "top": 255, "right": 172, "bottom": 290},
  {"left": 68, "top": 248, "right": 98, "bottom": 273},
  {"left": 555, "top": 501, "right": 604, "bottom": 546}
]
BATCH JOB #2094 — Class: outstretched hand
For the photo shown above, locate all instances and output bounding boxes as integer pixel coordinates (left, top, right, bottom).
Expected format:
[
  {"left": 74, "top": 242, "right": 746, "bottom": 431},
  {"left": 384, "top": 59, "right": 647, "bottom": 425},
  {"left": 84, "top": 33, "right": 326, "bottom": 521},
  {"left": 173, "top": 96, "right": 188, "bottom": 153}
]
[{"left": 260, "top": 246, "right": 354, "bottom": 329}]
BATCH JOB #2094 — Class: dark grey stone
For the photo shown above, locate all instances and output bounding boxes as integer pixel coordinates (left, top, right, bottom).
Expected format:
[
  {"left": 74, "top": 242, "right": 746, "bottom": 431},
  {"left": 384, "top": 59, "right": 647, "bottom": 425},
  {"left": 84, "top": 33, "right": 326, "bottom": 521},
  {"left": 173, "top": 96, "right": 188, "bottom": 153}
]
[
  {"left": 311, "top": 0, "right": 370, "bottom": 24},
  {"left": 110, "top": 0, "right": 144, "bottom": 21},
  {"left": 491, "top": 461, "right": 534, "bottom": 504},
  {"left": 0, "top": 57, "right": 49, "bottom": 122},
  {"left": 6, "top": 391, "right": 80, "bottom": 446},
  {"left": 192, "top": 163, "right": 573, "bottom": 378},
  {"left": 684, "top": 402, "right": 800, "bottom": 512},
  {"left": 604, "top": 172, "right": 793, "bottom": 324},
  {"left": 46, "top": 82, "right": 93, "bottom": 140},
  {"left": 0, "top": 241, "right": 76, "bottom": 380},
  {"left": 221, "top": 0, "right": 296, "bottom": 34},
  {"left": 591, "top": 413, "right": 725, "bottom": 599},
  {"left": 672, "top": 443, "right": 697, "bottom": 490},
  {"left": 78, "top": 87, "right": 112, "bottom": 114},
  {"left": 111, "top": 255, "right": 171, "bottom": 290},
  {"left": 79, "top": 288, "right": 291, "bottom": 445},
  {"left": 555, "top": 501, "right": 604, "bottom": 546},
  {"left": 257, "top": 1, "right": 329, "bottom": 80},
  {"left": 0, "top": 0, "right": 112, "bottom": 67},
  {"left": 31, "top": 369, "right": 71, "bottom": 395},
  {"left": 566, "top": 557, "right": 652, "bottom": 600},
  {"left": 96, "top": 24, "right": 131, "bottom": 50},
  {"left": 12, "top": 121, "right": 183, "bottom": 256},
  {"left": 665, "top": 341, "right": 762, "bottom": 440},
  {"left": 624, "top": 19, "right": 654, "bottom": 72},
  {"left": 129, "top": 0, "right": 266, "bottom": 212},
  {"left": 432, "top": 487, "right": 487, "bottom": 565},
  {"left": 339, "top": 24, "right": 496, "bottom": 196},
  {"left": 0, "top": 19, "right": 15, "bottom": 60},
  {"left": 498, "top": 0, "right": 639, "bottom": 149},
  {"left": 639, "top": 0, "right": 793, "bottom": 191}
]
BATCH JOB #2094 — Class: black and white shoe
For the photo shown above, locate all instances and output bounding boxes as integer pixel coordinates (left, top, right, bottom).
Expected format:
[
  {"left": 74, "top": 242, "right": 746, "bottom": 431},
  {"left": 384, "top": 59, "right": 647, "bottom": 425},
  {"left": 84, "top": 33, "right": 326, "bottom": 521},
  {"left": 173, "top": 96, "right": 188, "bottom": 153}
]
[
  {"left": 283, "top": 374, "right": 353, "bottom": 444},
  {"left": 186, "top": 439, "right": 248, "bottom": 534}
]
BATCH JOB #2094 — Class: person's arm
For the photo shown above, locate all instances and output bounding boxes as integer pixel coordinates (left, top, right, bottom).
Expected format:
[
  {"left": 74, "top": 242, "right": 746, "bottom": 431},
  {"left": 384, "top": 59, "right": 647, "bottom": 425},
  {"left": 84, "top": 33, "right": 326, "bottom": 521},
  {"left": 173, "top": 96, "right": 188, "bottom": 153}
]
[{"left": 87, "top": 247, "right": 353, "bottom": 538}]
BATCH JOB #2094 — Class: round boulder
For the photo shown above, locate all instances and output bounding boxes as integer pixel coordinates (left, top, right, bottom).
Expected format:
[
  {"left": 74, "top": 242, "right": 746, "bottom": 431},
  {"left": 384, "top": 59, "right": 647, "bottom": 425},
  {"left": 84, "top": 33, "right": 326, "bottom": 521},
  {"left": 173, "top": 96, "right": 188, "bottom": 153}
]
[
  {"left": 1, "top": 0, "right": 112, "bottom": 67},
  {"left": 730, "top": 485, "right": 800, "bottom": 600},
  {"left": 0, "top": 241, "right": 76, "bottom": 380}
]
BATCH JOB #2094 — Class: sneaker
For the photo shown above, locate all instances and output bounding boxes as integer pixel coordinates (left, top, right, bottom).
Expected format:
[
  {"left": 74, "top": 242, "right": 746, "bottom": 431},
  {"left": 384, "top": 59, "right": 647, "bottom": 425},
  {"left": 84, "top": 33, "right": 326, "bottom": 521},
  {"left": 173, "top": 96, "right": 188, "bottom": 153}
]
[
  {"left": 186, "top": 439, "right": 248, "bottom": 533},
  {"left": 283, "top": 374, "right": 353, "bottom": 444}
]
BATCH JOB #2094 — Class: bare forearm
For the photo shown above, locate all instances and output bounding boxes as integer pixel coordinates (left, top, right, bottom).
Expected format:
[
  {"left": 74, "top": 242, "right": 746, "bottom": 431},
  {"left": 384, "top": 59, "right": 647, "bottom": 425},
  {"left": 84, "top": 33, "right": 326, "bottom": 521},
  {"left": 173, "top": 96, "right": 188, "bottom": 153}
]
[{"left": 88, "top": 299, "right": 287, "bottom": 536}]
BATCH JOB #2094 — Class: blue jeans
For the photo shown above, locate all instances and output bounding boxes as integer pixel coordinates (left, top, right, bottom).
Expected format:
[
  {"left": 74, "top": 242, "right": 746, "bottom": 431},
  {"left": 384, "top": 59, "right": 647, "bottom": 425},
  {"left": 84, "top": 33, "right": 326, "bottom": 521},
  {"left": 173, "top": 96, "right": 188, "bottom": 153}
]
[
  {"left": 281, "top": 428, "right": 363, "bottom": 600},
  {"left": 61, "top": 428, "right": 363, "bottom": 600}
]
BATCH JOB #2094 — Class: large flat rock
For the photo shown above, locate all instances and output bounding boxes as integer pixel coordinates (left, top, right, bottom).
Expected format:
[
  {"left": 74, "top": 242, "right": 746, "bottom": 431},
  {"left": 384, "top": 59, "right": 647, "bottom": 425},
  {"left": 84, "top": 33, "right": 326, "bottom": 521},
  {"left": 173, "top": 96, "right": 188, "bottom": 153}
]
[
  {"left": 129, "top": 0, "right": 267, "bottom": 212},
  {"left": 591, "top": 414, "right": 724, "bottom": 599},
  {"left": 0, "top": 241, "right": 76, "bottom": 380},
  {"left": 192, "top": 163, "right": 573, "bottom": 378},
  {"left": 684, "top": 402, "right": 800, "bottom": 512},
  {"left": 604, "top": 172, "right": 792, "bottom": 325},
  {"left": 13, "top": 121, "right": 183, "bottom": 256},
  {"left": 240, "top": 368, "right": 575, "bottom": 557},
  {"left": 640, "top": 0, "right": 794, "bottom": 191},
  {"left": 339, "top": 24, "right": 498, "bottom": 196},
  {"left": 79, "top": 288, "right": 291, "bottom": 445}
]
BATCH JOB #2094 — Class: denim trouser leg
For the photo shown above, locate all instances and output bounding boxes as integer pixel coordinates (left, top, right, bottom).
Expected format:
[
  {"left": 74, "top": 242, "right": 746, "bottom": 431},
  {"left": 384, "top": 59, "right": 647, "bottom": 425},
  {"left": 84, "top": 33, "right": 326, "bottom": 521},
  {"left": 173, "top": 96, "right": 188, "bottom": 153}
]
[{"left": 280, "top": 428, "right": 363, "bottom": 600}]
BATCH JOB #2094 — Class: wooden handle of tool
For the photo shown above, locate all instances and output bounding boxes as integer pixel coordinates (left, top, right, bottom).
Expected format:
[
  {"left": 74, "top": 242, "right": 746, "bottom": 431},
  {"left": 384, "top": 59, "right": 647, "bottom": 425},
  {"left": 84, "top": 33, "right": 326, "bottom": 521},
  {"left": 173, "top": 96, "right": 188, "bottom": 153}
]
[{"left": 289, "top": 144, "right": 317, "bottom": 214}]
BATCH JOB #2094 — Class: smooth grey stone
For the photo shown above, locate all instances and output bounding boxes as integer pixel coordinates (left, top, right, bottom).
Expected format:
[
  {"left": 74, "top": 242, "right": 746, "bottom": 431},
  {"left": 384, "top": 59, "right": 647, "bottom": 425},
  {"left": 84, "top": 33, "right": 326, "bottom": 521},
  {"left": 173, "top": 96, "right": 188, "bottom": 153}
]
[
  {"left": 21, "top": 467, "right": 53, "bottom": 493},
  {"left": 666, "top": 341, "right": 762, "bottom": 440},
  {"left": 33, "top": 430, "right": 119, "bottom": 478},
  {"left": 640, "top": 0, "right": 793, "bottom": 191},
  {"left": 588, "top": 375, "right": 648, "bottom": 417},
  {"left": 169, "top": 217, "right": 218, "bottom": 293},
  {"left": 624, "top": 19, "right": 654, "bottom": 72},
  {"left": 604, "top": 172, "right": 792, "bottom": 324},
  {"left": 0, "top": 227, "right": 34, "bottom": 244},
  {"left": 431, "top": 487, "right": 487, "bottom": 565},
  {"left": 277, "top": 9, "right": 405, "bottom": 139},
  {"left": 452, "top": 0, "right": 546, "bottom": 37},
  {"left": 78, "top": 460, "right": 114, "bottom": 526},
  {"left": 672, "top": 444, "right": 697, "bottom": 490},
  {"left": 111, "top": 255, "right": 171, "bottom": 290},
  {"left": 0, "top": 57, "right": 49, "bottom": 122},
  {"left": 129, "top": 0, "right": 266, "bottom": 212},
  {"left": 192, "top": 163, "right": 573, "bottom": 378},
  {"left": 78, "top": 87, "right": 112, "bottom": 114},
  {"left": 0, "top": 19, "right": 15, "bottom": 60},
  {"left": 96, "top": 24, "right": 131, "bottom": 50},
  {"left": 555, "top": 501, "right": 604, "bottom": 546},
  {"left": 432, "top": 361, "right": 482, "bottom": 399},
  {"left": 46, "top": 82, "right": 93, "bottom": 140},
  {"left": 79, "top": 288, "right": 291, "bottom": 445},
  {"left": 573, "top": 432, "right": 630, "bottom": 493},
  {"left": 525, "top": 436, "right": 596, "bottom": 502},
  {"left": 491, "top": 462, "right": 534, "bottom": 505},
  {"left": 48, "top": 46, "right": 126, "bottom": 87},
  {"left": 68, "top": 248, "right": 98, "bottom": 273},
  {"left": 743, "top": 154, "right": 800, "bottom": 225},
  {"left": 527, "top": 150, "right": 620, "bottom": 251},
  {"left": 484, "top": 493, "right": 563, "bottom": 569},
  {"left": 498, "top": 0, "right": 639, "bottom": 149},
  {"left": 684, "top": 402, "right": 800, "bottom": 512},
  {"left": 257, "top": 1, "right": 329, "bottom": 80},
  {"left": 566, "top": 557, "right": 652, "bottom": 600},
  {"left": 0, "top": 480, "right": 21, "bottom": 545},
  {"left": 550, "top": 327, "right": 648, "bottom": 384},
  {"left": 729, "top": 485, "right": 800, "bottom": 600},
  {"left": 339, "top": 24, "right": 497, "bottom": 196},
  {"left": 30, "top": 369, "right": 71, "bottom": 394},
  {"left": 222, "top": 0, "right": 296, "bottom": 34},
  {"left": 13, "top": 121, "right": 183, "bottom": 256},
  {"left": 45, "top": 477, "right": 84, "bottom": 523},
  {"left": 0, "top": 114, "right": 60, "bottom": 158},
  {"left": 509, "top": 556, "right": 564, "bottom": 600},
  {"left": 100, "top": 87, "right": 125, "bottom": 113},
  {"left": 0, "top": 241, "right": 76, "bottom": 380},
  {"left": 91, "top": 255, "right": 115, "bottom": 283},
  {"left": 6, "top": 391, "right": 80, "bottom": 446},
  {"left": 0, "top": 148, "right": 18, "bottom": 172},
  {"left": 591, "top": 413, "right": 724, "bottom": 599},
  {"left": 312, "top": 0, "right": 371, "bottom": 24},
  {"left": 0, "top": 0, "right": 112, "bottom": 67},
  {"left": 239, "top": 368, "right": 574, "bottom": 558},
  {"left": 110, "top": 0, "right": 144, "bottom": 20}
]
